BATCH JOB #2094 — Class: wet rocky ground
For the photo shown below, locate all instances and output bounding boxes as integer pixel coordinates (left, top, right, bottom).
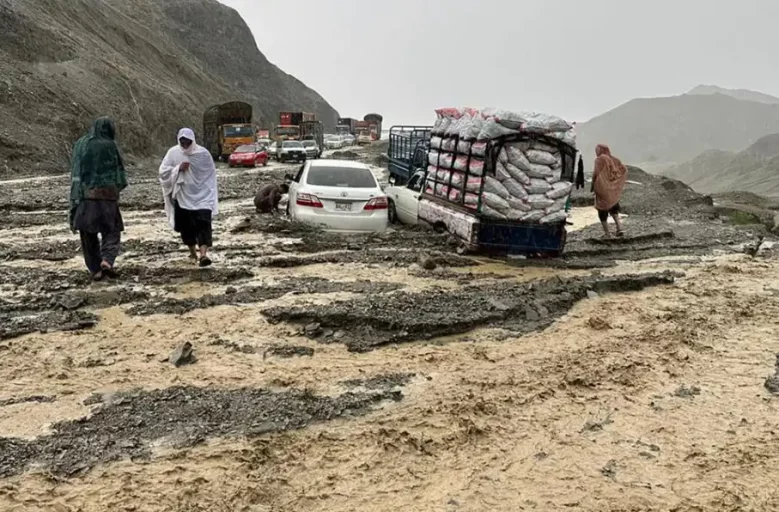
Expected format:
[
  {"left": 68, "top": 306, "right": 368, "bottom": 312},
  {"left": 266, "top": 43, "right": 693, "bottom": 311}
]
[
  {"left": 262, "top": 271, "right": 678, "bottom": 352},
  {"left": 1, "top": 143, "right": 778, "bottom": 504},
  {"left": 0, "top": 384, "right": 403, "bottom": 478}
]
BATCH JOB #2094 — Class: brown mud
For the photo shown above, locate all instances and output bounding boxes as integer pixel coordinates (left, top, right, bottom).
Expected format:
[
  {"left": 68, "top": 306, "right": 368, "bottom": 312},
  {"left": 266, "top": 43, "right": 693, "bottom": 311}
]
[{"left": 2, "top": 149, "right": 779, "bottom": 511}]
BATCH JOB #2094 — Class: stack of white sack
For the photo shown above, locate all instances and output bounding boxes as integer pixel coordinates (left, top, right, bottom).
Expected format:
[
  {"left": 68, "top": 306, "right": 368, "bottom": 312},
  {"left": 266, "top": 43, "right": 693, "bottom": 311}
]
[{"left": 425, "top": 107, "right": 576, "bottom": 224}]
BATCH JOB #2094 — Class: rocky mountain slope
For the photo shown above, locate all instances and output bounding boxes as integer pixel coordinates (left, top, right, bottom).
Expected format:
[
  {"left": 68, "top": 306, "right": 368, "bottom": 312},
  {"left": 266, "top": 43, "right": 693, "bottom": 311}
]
[
  {"left": 0, "top": 0, "right": 339, "bottom": 176},
  {"left": 687, "top": 84, "right": 779, "bottom": 105},
  {"left": 663, "top": 133, "right": 779, "bottom": 197},
  {"left": 577, "top": 87, "right": 779, "bottom": 166}
]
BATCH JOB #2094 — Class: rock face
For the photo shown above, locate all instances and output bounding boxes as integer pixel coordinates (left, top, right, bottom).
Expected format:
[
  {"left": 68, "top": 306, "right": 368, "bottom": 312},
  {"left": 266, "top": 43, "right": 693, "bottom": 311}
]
[{"left": 0, "top": 0, "right": 339, "bottom": 175}]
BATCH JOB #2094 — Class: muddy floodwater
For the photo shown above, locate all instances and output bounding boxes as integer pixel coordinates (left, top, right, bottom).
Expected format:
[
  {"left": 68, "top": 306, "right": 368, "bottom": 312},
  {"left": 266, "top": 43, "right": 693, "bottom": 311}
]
[{"left": 2, "top": 149, "right": 779, "bottom": 511}]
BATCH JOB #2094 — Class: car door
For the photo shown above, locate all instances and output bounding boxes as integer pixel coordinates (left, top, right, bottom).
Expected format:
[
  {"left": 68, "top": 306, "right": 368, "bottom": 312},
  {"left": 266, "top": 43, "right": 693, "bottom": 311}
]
[
  {"left": 395, "top": 173, "right": 423, "bottom": 224},
  {"left": 287, "top": 162, "right": 307, "bottom": 216}
]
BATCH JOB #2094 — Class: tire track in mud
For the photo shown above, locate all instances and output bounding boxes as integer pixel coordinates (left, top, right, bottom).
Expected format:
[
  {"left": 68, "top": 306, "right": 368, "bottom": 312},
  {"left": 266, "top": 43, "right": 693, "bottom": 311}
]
[
  {"left": 0, "top": 385, "right": 404, "bottom": 478},
  {"left": 262, "top": 272, "right": 679, "bottom": 352}
]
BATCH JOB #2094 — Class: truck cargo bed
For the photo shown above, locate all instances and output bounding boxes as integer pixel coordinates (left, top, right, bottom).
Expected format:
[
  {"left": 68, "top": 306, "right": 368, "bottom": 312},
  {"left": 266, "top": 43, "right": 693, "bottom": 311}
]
[{"left": 419, "top": 197, "right": 566, "bottom": 256}]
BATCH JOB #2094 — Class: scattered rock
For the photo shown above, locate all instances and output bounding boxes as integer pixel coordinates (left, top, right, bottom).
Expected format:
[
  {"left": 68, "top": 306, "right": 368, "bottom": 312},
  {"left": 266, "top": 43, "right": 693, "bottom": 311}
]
[
  {"left": 586, "top": 290, "right": 600, "bottom": 300},
  {"left": 673, "top": 385, "right": 701, "bottom": 398},
  {"left": 225, "top": 286, "right": 237, "bottom": 295},
  {"left": 263, "top": 345, "right": 315, "bottom": 359},
  {"left": 0, "top": 395, "right": 56, "bottom": 407},
  {"left": 601, "top": 459, "right": 618, "bottom": 479},
  {"left": 418, "top": 253, "right": 438, "bottom": 271},
  {"left": 764, "top": 354, "right": 779, "bottom": 394},
  {"left": 581, "top": 415, "right": 613, "bottom": 433},
  {"left": 82, "top": 393, "right": 104, "bottom": 406},
  {"left": 168, "top": 342, "right": 196, "bottom": 367},
  {"left": 587, "top": 316, "right": 612, "bottom": 330},
  {"left": 524, "top": 306, "right": 540, "bottom": 322},
  {"left": 304, "top": 322, "right": 322, "bottom": 337}
]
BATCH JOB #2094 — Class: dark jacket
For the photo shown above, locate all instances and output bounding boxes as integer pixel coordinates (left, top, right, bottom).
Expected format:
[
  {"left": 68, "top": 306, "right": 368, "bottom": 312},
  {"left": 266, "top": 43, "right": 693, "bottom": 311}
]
[{"left": 254, "top": 184, "right": 283, "bottom": 213}]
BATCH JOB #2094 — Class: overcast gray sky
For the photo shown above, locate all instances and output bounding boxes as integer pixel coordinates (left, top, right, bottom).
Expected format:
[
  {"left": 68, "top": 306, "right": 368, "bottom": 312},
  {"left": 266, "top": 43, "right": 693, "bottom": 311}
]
[{"left": 221, "top": 0, "right": 779, "bottom": 127}]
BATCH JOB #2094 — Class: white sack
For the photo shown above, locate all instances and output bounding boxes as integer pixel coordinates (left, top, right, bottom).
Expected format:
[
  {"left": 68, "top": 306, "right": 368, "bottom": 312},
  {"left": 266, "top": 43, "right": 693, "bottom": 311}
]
[
  {"left": 503, "top": 178, "right": 529, "bottom": 200},
  {"left": 478, "top": 117, "right": 519, "bottom": 140},
  {"left": 484, "top": 176, "right": 510, "bottom": 199},
  {"left": 540, "top": 211, "right": 568, "bottom": 224},
  {"left": 526, "top": 194, "right": 555, "bottom": 209},
  {"left": 526, "top": 163, "right": 554, "bottom": 179},
  {"left": 521, "top": 210, "right": 545, "bottom": 222},
  {"left": 506, "top": 197, "right": 531, "bottom": 211},
  {"left": 482, "top": 191, "right": 510, "bottom": 212},
  {"left": 545, "top": 198, "right": 567, "bottom": 215},
  {"left": 546, "top": 181, "right": 573, "bottom": 199},
  {"left": 526, "top": 149, "right": 558, "bottom": 166},
  {"left": 526, "top": 178, "right": 552, "bottom": 195},
  {"left": 481, "top": 204, "right": 507, "bottom": 219}
]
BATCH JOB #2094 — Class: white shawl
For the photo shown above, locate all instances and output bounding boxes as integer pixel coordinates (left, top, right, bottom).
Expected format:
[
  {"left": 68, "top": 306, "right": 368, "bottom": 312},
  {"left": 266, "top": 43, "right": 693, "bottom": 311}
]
[{"left": 158, "top": 128, "right": 219, "bottom": 229}]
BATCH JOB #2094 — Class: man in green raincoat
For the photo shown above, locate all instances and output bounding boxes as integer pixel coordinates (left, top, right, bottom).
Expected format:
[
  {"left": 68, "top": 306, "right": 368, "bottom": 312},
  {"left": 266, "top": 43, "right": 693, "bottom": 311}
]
[{"left": 69, "top": 117, "right": 128, "bottom": 281}]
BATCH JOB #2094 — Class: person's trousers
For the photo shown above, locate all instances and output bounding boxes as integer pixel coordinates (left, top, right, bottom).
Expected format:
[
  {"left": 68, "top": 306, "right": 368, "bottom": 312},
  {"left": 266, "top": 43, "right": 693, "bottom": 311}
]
[
  {"left": 79, "top": 231, "right": 121, "bottom": 274},
  {"left": 174, "top": 202, "right": 213, "bottom": 248}
]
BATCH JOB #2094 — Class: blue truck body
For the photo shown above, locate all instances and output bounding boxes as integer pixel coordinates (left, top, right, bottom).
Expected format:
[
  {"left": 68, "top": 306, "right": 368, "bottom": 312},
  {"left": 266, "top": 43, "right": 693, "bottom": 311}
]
[{"left": 387, "top": 125, "right": 432, "bottom": 185}]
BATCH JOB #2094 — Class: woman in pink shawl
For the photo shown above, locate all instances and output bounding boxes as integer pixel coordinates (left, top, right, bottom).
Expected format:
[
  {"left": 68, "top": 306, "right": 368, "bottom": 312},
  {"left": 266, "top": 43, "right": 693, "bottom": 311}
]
[{"left": 591, "top": 144, "right": 628, "bottom": 238}]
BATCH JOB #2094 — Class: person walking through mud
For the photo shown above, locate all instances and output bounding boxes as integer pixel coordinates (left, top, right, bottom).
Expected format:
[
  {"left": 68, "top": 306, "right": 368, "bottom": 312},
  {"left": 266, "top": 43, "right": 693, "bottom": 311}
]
[
  {"left": 69, "top": 117, "right": 128, "bottom": 281},
  {"left": 158, "top": 128, "right": 219, "bottom": 267},
  {"left": 592, "top": 143, "right": 628, "bottom": 238},
  {"left": 254, "top": 183, "right": 289, "bottom": 214}
]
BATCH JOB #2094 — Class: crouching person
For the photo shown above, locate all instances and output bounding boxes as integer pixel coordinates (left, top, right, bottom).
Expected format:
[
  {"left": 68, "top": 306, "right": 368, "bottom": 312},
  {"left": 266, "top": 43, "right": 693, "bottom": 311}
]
[
  {"left": 69, "top": 117, "right": 127, "bottom": 281},
  {"left": 254, "top": 183, "right": 289, "bottom": 214},
  {"left": 159, "top": 128, "right": 219, "bottom": 267}
]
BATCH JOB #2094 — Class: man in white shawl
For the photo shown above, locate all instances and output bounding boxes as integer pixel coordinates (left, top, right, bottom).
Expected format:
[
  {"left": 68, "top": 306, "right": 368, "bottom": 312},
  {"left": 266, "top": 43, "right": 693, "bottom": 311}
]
[{"left": 159, "top": 128, "right": 218, "bottom": 267}]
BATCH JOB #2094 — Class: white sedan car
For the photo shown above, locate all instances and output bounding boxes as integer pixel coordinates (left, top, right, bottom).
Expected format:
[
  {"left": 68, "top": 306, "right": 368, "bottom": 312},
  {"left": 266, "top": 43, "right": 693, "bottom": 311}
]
[
  {"left": 384, "top": 170, "right": 425, "bottom": 225},
  {"left": 287, "top": 160, "right": 389, "bottom": 233}
]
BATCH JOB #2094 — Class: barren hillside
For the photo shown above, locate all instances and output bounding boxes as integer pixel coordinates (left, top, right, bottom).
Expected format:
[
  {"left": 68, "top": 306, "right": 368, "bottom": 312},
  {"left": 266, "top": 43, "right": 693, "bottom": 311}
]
[
  {"left": 577, "top": 91, "right": 779, "bottom": 166},
  {"left": 664, "top": 133, "right": 779, "bottom": 197},
  {"left": 0, "top": 0, "right": 339, "bottom": 176}
]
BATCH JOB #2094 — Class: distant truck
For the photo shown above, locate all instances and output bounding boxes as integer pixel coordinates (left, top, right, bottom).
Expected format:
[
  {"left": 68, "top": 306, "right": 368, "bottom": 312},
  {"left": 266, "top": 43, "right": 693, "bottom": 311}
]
[
  {"left": 274, "top": 111, "right": 316, "bottom": 140},
  {"left": 337, "top": 117, "right": 359, "bottom": 136},
  {"left": 203, "top": 101, "right": 255, "bottom": 161},
  {"left": 364, "top": 113, "right": 383, "bottom": 140},
  {"left": 273, "top": 111, "right": 323, "bottom": 157}
]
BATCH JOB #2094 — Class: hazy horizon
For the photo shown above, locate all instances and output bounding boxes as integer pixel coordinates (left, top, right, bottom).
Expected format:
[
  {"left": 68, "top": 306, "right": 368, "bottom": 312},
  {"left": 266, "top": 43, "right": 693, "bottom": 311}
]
[{"left": 220, "top": 0, "right": 779, "bottom": 128}]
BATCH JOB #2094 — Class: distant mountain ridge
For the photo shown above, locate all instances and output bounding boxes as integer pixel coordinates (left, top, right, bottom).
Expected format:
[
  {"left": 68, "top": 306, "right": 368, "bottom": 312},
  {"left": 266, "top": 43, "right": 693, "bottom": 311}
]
[
  {"left": 687, "top": 85, "right": 779, "bottom": 105},
  {"left": 576, "top": 86, "right": 779, "bottom": 166},
  {"left": 663, "top": 133, "right": 779, "bottom": 197}
]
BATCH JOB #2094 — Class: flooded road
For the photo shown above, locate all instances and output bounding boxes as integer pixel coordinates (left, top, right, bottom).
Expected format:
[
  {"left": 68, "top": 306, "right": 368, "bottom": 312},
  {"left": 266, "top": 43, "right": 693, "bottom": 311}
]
[{"left": 2, "top": 147, "right": 779, "bottom": 511}]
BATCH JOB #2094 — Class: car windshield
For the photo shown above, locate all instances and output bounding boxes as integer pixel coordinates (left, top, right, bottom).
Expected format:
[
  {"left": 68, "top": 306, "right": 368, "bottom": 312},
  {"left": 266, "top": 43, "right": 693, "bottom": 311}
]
[
  {"left": 283, "top": 141, "right": 303, "bottom": 148},
  {"left": 223, "top": 125, "right": 254, "bottom": 137},
  {"left": 303, "top": 141, "right": 315, "bottom": 147},
  {"left": 235, "top": 145, "right": 256, "bottom": 153},
  {"left": 306, "top": 166, "right": 377, "bottom": 188}
]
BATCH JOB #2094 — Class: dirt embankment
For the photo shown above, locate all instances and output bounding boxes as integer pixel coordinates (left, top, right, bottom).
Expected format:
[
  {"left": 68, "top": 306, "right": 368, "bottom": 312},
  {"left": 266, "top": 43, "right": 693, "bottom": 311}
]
[{"left": 0, "top": 0, "right": 339, "bottom": 178}]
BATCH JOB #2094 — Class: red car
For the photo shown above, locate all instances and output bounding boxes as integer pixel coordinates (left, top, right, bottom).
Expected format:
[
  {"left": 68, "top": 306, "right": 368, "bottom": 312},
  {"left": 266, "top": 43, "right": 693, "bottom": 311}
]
[{"left": 228, "top": 144, "right": 269, "bottom": 168}]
